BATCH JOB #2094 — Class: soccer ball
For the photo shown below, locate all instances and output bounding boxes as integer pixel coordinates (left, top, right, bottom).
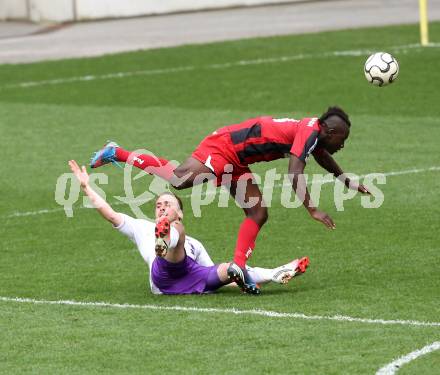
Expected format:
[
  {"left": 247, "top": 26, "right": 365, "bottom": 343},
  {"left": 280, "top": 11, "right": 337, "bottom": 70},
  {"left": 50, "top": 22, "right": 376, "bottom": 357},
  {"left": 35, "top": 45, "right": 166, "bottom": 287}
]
[{"left": 364, "top": 52, "right": 399, "bottom": 87}]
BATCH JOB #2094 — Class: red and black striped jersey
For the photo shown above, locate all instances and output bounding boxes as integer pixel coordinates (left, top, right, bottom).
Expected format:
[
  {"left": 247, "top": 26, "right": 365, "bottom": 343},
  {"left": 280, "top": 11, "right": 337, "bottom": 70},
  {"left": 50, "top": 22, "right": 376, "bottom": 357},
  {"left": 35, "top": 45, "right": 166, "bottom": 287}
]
[{"left": 216, "top": 116, "right": 322, "bottom": 166}]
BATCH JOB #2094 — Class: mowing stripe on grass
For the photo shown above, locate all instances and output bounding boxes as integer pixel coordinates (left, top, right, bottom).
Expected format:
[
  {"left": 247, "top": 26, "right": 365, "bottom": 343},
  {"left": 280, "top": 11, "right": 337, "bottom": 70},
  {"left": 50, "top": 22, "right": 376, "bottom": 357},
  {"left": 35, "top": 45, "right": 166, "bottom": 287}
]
[
  {"left": 2, "top": 43, "right": 440, "bottom": 90},
  {"left": 3, "top": 165, "right": 440, "bottom": 219},
  {"left": 1, "top": 296, "right": 439, "bottom": 327},
  {"left": 376, "top": 342, "right": 440, "bottom": 375}
]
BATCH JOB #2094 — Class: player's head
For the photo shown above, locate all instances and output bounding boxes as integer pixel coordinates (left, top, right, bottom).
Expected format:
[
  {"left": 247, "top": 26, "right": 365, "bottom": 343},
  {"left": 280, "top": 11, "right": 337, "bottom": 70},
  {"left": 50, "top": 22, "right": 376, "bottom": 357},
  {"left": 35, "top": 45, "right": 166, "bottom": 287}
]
[
  {"left": 155, "top": 192, "right": 184, "bottom": 220},
  {"left": 318, "top": 106, "right": 351, "bottom": 154}
]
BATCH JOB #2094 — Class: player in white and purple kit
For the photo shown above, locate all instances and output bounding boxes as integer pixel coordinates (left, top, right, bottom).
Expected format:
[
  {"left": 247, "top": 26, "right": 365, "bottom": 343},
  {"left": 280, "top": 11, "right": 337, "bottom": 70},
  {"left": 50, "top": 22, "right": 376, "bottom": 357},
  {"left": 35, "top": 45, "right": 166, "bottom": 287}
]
[{"left": 69, "top": 160, "right": 309, "bottom": 295}]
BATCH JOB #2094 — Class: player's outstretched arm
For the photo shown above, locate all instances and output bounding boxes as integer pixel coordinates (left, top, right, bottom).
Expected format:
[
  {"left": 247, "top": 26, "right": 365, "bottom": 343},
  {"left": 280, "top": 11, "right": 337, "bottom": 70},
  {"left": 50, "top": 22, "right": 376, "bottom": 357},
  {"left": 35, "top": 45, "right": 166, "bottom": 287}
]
[
  {"left": 313, "top": 149, "right": 370, "bottom": 194},
  {"left": 68, "top": 160, "right": 123, "bottom": 226},
  {"left": 288, "top": 155, "right": 335, "bottom": 229}
]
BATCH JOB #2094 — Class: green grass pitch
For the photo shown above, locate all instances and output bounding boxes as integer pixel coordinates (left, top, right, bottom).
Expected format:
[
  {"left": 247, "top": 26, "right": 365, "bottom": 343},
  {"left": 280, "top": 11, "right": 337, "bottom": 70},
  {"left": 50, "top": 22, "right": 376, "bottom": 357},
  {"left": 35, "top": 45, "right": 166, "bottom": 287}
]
[{"left": 0, "top": 22, "right": 439, "bottom": 374}]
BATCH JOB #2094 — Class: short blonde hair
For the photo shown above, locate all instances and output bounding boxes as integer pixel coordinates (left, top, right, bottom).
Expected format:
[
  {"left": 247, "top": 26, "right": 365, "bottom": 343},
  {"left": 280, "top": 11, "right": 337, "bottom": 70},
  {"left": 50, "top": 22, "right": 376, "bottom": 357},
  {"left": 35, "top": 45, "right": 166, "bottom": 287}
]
[{"left": 157, "top": 192, "right": 183, "bottom": 212}]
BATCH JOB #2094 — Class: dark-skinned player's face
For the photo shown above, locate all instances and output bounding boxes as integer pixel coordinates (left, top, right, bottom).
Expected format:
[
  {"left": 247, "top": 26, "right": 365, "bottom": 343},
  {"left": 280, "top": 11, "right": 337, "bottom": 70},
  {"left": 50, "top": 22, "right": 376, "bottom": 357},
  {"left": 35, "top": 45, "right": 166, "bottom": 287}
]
[
  {"left": 319, "top": 117, "right": 350, "bottom": 154},
  {"left": 323, "top": 129, "right": 349, "bottom": 154}
]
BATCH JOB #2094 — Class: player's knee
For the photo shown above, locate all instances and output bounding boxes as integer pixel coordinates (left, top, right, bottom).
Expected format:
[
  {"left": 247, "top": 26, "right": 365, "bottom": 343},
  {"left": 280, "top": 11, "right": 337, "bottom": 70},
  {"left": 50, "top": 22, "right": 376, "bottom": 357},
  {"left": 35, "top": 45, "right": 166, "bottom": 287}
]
[
  {"left": 173, "top": 167, "right": 187, "bottom": 180},
  {"left": 173, "top": 183, "right": 187, "bottom": 190},
  {"left": 259, "top": 209, "right": 269, "bottom": 226},
  {"left": 170, "top": 169, "right": 190, "bottom": 190},
  {"left": 248, "top": 208, "right": 268, "bottom": 226},
  {"left": 171, "top": 178, "right": 188, "bottom": 190}
]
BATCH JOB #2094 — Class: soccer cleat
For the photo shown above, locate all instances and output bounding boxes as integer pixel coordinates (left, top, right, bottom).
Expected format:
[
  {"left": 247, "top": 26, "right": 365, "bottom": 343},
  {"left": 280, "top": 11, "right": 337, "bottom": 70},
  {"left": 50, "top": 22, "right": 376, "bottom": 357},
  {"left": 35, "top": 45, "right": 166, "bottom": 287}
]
[
  {"left": 90, "top": 141, "right": 121, "bottom": 168},
  {"left": 154, "top": 216, "right": 171, "bottom": 257},
  {"left": 227, "top": 262, "right": 261, "bottom": 295},
  {"left": 271, "top": 256, "right": 310, "bottom": 284}
]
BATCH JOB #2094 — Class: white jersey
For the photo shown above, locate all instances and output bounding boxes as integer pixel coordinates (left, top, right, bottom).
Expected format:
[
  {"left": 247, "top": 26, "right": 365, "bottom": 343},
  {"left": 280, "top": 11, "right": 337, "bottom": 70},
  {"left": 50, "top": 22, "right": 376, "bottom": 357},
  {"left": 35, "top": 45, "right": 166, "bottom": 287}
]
[{"left": 114, "top": 213, "right": 214, "bottom": 294}]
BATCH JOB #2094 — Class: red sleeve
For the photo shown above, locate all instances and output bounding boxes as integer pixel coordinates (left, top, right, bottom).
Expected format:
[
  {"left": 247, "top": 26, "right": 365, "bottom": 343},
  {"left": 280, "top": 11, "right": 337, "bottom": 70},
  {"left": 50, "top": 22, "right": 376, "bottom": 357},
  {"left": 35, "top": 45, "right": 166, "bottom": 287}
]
[{"left": 290, "top": 121, "right": 320, "bottom": 162}]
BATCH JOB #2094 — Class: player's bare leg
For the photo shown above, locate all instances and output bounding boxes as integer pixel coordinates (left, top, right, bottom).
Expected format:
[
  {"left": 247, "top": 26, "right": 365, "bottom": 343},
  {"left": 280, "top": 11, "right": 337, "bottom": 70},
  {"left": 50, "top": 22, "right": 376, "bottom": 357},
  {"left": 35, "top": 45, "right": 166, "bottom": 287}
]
[
  {"left": 172, "top": 157, "right": 216, "bottom": 189},
  {"left": 216, "top": 263, "right": 233, "bottom": 283},
  {"left": 90, "top": 142, "right": 215, "bottom": 189}
]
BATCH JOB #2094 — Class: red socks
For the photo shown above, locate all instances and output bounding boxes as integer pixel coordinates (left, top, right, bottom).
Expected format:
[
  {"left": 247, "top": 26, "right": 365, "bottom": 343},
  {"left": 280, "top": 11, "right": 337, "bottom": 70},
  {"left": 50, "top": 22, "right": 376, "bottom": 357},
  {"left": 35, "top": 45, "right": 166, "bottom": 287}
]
[
  {"left": 115, "top": 147, "right": 176, "bottom": 181},
  {"left": 233, "top": 218, "right": 260, "bottom": 268}
]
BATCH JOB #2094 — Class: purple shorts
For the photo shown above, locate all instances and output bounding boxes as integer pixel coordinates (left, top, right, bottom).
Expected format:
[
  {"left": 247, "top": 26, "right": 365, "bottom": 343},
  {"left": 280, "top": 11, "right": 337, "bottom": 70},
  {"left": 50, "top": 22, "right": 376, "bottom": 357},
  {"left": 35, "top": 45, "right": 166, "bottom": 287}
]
[{"left": 151, "top": 256, "right": 225, "bottom": 295}]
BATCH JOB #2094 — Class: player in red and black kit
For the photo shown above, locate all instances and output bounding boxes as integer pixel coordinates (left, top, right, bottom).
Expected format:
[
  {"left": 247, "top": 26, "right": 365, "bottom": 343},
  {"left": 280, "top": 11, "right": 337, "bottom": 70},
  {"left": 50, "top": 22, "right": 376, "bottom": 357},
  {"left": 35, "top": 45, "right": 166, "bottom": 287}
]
[{"left": 90, "top": 106, "right": 370, "bottom": 295}]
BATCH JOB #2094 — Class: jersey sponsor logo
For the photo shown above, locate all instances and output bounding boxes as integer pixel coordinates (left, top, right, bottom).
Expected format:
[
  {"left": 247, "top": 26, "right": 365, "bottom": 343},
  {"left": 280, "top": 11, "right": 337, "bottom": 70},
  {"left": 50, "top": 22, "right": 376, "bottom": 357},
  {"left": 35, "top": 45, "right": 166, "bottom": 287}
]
[{"left": 189, "top": 242, "right": 196, "bottom": 255}]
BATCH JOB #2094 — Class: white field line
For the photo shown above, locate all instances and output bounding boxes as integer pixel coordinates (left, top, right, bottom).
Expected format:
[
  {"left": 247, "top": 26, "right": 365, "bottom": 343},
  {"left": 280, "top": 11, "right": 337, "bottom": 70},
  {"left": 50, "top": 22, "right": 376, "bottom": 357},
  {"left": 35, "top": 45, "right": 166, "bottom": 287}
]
[
  {"left": 2, "top": 43, "right": 440, "bottom": 90},
  {"left": 3, "top": 165, "right": 440, "bottom": 219},
  {"left": 376, "top": 342, "right": 440, "bottom": 375},
  {"left": 1, "top": 296, "right": 440, "bottom": 328}
]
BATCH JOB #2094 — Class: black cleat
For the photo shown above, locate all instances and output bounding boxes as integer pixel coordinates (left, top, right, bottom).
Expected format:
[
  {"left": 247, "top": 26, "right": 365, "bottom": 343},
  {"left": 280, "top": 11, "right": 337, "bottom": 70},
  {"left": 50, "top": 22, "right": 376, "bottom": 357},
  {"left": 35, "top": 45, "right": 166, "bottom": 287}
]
[{"left": 227, "top": 262, "right": 261, "bottom": 295}]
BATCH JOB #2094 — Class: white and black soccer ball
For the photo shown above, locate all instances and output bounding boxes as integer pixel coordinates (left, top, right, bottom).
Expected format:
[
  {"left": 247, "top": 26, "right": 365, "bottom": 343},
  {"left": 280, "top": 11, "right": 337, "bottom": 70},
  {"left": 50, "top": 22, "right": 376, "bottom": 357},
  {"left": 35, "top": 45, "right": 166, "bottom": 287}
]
[{"left": 364, "top": 52, "right": 399, "bottom": 87}]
